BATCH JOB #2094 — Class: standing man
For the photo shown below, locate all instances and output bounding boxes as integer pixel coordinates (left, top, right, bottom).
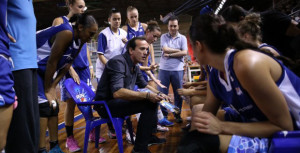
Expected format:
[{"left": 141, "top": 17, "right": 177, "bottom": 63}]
[
  {"left": 158, "top": 16, "right": 188, "bottom": 126},
  {"left": 5, "top": 0, "right": 39, "bottom": 153},
  {"left": 94, "top": 37, "right": 169, "bottom": 153}
]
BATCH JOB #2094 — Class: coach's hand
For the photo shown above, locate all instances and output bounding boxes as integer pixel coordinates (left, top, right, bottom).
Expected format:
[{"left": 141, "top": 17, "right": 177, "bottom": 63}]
[{"left": 148, "top": 92, "right": 164, "bottom": 103}]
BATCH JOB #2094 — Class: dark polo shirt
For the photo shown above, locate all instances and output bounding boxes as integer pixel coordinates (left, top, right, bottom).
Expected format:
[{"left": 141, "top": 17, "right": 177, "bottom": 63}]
[{"left": 95, "top": 52, "right": 148, "bottom": 101}]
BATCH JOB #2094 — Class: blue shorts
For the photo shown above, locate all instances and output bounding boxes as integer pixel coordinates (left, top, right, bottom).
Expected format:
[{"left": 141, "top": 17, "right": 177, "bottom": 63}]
[
  {"left": 0, "top": 55, "right": 15, "bottom": 106},
  {"left": 228, "top": 135, "right": 269, "bottom": 153},
  {"left": 60, "top": 67, "right": 93, "bottom": 101}
]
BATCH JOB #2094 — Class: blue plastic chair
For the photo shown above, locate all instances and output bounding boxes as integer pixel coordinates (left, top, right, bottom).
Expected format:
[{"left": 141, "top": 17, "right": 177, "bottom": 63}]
[
  {"left": 268, "top": 130, "right": 300, "bottom": 153},
  {"left": 64, "top": 78, "right": 135, "bottom": 153}
]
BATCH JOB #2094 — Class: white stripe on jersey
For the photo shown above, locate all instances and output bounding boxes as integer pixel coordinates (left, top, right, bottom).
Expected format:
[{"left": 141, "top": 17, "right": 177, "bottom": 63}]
[
  {"left": 37, "top": 41, "right": 51, "bottom": 62},
  {"left": 278, "top": 71, "right": 300, "bottom": 128}
]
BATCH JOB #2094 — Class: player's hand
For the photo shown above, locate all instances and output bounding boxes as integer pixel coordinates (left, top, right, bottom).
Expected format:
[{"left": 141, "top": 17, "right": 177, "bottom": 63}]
[
  {"left": 69, "top": 67, "right": 80, "bottom": 84},
  {"left": 192, "top": 111, "right": 222, "bottom": 135},
  {"left": 195, "top": 85, "right": 207, "bottom": 90},
  {"left": 45, "top": 86, "right": 57, "bottom": 108},
  {"left": 122, "top": 38, "right": 128, "bottom": 44},
  {"left": 149, "top": 64, "right": 158, "bottom": 71},
  {"left": 153, "top": 79, "right": 167, "bottom": 88},
  {"left": 183, "top": 82, "right": 192, "bottom": 88},
  {"left": 89, "top": 67, "right": 95, "bottom": 80},
  {"left": 8, "top": 33, "right": 16, "bottom": 43},
  {"left": 13, "top": 96, "right": 18, "bottom": 110}
]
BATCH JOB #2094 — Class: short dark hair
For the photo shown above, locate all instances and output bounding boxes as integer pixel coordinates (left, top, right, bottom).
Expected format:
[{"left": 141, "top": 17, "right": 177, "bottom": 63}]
[
  {"left": 168, "top": 15, "right": 179, "bottom": 23},
  {"left": 126, "top": 37, "right": 147, "bottom": 52},
  {"left": 108, "top": 8, "right": 121, "bottom": 18}
]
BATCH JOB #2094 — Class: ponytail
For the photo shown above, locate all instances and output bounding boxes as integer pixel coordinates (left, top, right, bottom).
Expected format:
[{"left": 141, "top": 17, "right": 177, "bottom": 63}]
[
  {"left": 108, "top": 8, "right": 120, "bottom": 18},
  {"left": 126, "top": 6, "right": 137, "bottom": 14},
  {"left": 69, "top": 13, "right": 97, "bottom": 29},
  {"left": 65, "top": 0, "right": 78, "bottom": 6},
  {"left": 221, "top": 5, "right": 247, "bottom": 23},
  {"left": 146, "top": 20, "right": 161, "bottom": 32},
  {"left": 238, "top": 13, "right": 262, "bottom": 42}
]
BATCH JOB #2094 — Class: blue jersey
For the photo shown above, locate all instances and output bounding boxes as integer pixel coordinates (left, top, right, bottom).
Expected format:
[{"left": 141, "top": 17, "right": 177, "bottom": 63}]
[
  {"left": 61, "top": 16, "right": 69, "bottom": 23},
  {"left": 209, "top": 49, "right": 300, "bottom": 128},
  {"left": 259, "top": 43, "right": 282, "bottom": 56},
  {"left": 60, "top": 16, "right": 88, "bottom": 69},
  {"left": 96, "top": 27, "right": 127, "bottom": 79},
  {"left": 36, "top": 23, "right": 80, "bottom": 103},
  {"left": 0, "top": 0, "right": 10, "bottom": 57},
  {"left": 36, "top": 23, "right": 79, "bottom": 73},
  {"left": 0, "top": 0, "right": 15, "bottom": 107},
  {"left": 125, "top": 23, "right": 146, "bottom": 58},
  {"left": 126, "top": 22, "right": 145, "bottom": 40}
]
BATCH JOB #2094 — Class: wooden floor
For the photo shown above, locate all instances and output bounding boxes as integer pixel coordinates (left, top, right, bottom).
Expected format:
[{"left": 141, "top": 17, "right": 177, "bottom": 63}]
[{"left": 49, "top": 80, "right": 191, "bottom": 153}]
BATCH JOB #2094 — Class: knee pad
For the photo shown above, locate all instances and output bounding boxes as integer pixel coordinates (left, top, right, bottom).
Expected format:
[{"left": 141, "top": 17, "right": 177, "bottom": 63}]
[
  {"left": 177, "top": 130, "right": 220, "bottom": 153},
  {"left": 39, "top": 102, "right": 59, "bottom": 117}
]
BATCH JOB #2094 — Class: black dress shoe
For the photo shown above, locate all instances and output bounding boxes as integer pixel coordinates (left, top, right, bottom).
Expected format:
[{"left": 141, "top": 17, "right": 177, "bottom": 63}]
[
  {"left": 175, "top": 114, "right": 183, "bottom": 123},
  {"left": 132, "top": 148, "right": 151, "bottom": 153},
  {"left": 148, "top": 135, "right": 166, "bottom": 146},
  {"left": 181, "top": 123, "right": 191, "bottom": 132}
]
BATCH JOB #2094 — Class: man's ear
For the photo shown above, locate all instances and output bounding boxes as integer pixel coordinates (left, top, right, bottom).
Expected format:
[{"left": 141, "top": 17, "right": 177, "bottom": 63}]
[
  {"left": 146, "top": 29, "right": 150, "bottom": 34},
  {"left": 68, "top": 4, "right": 73, "bottom": 10},
  {"left": 78, "top": 24, "right": 84, "bottom": 31},
  {"left": 195, "top": 40, "right": 203, "bottom": 53},
  {"left": 128, "top": 47, "right": 133, "bottom": 55}
]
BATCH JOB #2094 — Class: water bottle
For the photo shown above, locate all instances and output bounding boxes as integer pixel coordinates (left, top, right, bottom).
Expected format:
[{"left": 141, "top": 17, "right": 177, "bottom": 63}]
[
  {"left": 160, "top": 100, "right": 180, "bottom": 114},
  {"left": 137, "top": 88, "right": 180, "bottom": 114},
  {"left": 137, "top": 88, "right": 151, "bottom": 92}
]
